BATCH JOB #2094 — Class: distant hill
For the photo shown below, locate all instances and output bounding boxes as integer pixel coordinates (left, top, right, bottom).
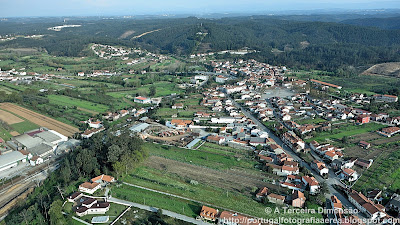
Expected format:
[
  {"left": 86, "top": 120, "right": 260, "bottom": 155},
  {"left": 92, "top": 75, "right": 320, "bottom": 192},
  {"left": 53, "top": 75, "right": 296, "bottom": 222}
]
[
  {"left": 362, "top": 62, "right": 400, "bottom": 77},
  {"left": 1, "top": 16, "right": 400, "bottom": 74},
  {"left": 341, "top": 16, "right": 400, "bottom": 30}
]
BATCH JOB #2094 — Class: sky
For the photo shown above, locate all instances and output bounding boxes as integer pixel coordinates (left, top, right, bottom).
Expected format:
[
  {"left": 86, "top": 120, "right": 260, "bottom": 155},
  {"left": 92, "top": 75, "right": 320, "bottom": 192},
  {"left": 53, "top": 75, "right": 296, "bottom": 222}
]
[{"left": 0, "top": 0, "right": 399, "bottom": 17}]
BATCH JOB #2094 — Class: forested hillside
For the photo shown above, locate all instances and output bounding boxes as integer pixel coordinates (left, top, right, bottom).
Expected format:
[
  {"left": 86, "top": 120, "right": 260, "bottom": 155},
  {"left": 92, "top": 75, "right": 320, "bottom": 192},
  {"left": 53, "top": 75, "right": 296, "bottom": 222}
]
[
  {"left": 1, "top": 15, "right": 400, "bottom": 73},
  {"left": 342, "top": 16, "right": 400, "bottom": 30}
]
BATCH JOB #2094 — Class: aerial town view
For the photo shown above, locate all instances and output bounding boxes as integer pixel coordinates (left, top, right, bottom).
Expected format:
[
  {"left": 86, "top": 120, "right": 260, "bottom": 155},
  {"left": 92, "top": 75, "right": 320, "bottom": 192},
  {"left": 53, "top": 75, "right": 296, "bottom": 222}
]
[{"left": 0, "top": 0, "right": 400, "bottom": 225}]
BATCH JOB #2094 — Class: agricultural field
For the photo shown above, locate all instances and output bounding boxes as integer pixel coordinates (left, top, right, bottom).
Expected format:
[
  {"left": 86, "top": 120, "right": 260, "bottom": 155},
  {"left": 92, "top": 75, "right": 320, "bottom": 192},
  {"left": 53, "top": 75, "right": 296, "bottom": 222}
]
[
  {"left": 143, "top": 142, "right": 257, "bottom": 171},
  {"left": 107, "top": 81, "right": 183, "bottom": 98},
  {"left": 295, "top": 117, "right": 326, "bottom": 125},
  {"left": 52, "top": 78, "right": 124, "bottom": 89},
  {"left": 354, "top": 148, "right": 400, "bottom": 193},
  {"left": 0, "top": 51, "right": 130, "bottom": 75},
  {"left": 116, "top": 156, "right": 321, "bottom": 222},
  {"left": 48, "top": 95, "right": 109, "bottom": 113},
  {"left": 113, "top": 184, "right": 201, "bottom": 218},
  {"left": 10, "top": 121, "right": 40, "bottom": 134},
  {"left": 292, "top": 72, "right": 398, "bottom": 96},
  {"left": 307, "top": 122, "right": 386, "bottom": 143},
  {"left": 0, "top": 103, "right": 79, "bottom": 136},
  {"left": 0, "top": 108, "right": 40, "bottom": 140},
  {"left": 109, "top": 142, "right": 320, "bottom": 221}
]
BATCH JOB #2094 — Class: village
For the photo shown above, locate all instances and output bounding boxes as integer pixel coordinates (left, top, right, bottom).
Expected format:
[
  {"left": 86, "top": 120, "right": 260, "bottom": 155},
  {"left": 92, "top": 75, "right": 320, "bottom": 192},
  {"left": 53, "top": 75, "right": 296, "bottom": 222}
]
[
  {"left": 68, "top": 58, "right": 400, "bottom": 224},
  {"left": 1, "top": 53, "right": 400, "bottom": 225}
]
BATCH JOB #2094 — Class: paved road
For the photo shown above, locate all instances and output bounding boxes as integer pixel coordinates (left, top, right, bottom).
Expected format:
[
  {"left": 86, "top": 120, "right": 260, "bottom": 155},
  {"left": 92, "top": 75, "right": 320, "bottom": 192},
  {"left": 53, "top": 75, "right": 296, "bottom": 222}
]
[
  {"left": 230, "top": 96, "right": 368, "bottom": 220},
  {"left": 108, "top": 197, "right": 211, "bottom": 225}
]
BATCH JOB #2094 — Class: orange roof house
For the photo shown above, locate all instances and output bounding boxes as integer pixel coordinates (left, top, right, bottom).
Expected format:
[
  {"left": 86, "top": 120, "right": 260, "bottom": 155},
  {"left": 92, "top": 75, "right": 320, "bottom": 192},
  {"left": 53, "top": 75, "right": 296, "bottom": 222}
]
[
  {"left": 91, "top": 174, "right": 115, "bottom": 183},
  {"left": 256, "top": 187, "right": 268, "bottom": 200},
  {"left": 199, "top": 205, "right": 219, "bottom": 221},
  {"left": 292, "top": 190, "right": 306, "bottom": 208}
]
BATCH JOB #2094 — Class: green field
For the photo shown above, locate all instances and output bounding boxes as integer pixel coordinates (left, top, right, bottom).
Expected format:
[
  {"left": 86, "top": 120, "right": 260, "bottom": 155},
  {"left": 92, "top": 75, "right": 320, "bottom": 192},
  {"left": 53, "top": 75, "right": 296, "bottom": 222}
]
[
  {"left": 292, "top": 72, "right": 396, "bottom": 96},
  {"left": 0, "top": 126, "right": 13, "bottom": 141},
  {"left": 308, "top": 122, "right": 386, "bottom": 142},
  {"left": 113, "top": 184, "right": 201, "bottom": 218},
  {"left": 143, "top": 142, "right": 256, "bottom": 171},
  {"left": 198, "top": 142, "right": 243, "bottom": 156},
  {"left": 10, "top": 121, "right": 39, "bottom": 134},
  {"left": 116, "top": 166, "right": 322, "bottom": 222},
  {"left": 296, "top": 117, "right": 326, "bottom": 125},
  {"left": 107, "top": 81, "right": 183, "bottom": 98},
  {"left": 48, "top": 95, "right": 109, "bottom": 113}
]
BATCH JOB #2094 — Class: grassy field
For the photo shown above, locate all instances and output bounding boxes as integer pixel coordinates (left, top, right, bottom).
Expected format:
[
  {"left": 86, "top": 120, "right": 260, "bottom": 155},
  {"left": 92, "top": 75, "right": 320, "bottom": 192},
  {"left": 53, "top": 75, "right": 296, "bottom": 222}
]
[
  {"left": 308, "top": 122, "right": 386, "bottom": 142},
  {"left": 296, "top": 117, "right": 326, "bottom": 125},
  {"left": 155, "top": 107, "right": 195, "bottom": 118},
  {"left": 292, "top": 72, "right": 398, "bottom": 96},
  {"left": 0, "top": 126, "right": 13, "bottom": 141},
  {"left": 107, "top": 81, "right": 183, "bottom": 98},
  {"left": 113, "top": 184, "right": 201, "bottom": 218},
  {"left": 10, "top": 121, "right": 39, "bottom": 134},
  {"left": 120, "top": 166, "right": 263, "bottom": 217},
  {"left": 143, "top": 142, "right": 256, "bottom": 171},
  {"left": 114, "top": 142, "right": 324, "bottom": 222},
  {"left": 0, "top": 82, "right": 26, "bottom": 91},
  {"left": 53, "top": 78, "right": 124, "bottom": 89},
  {"left": 48, "top": 95, "right": 109, "bottom": 113},
  {"left": 116, "top": 166, "right": 322, "bottom": 222},
  {"left": 198, "top": 142, "right": 244, "bottom": 156},
  {"left": 0, "top": 109, "right": 39, "bottom": 136}
]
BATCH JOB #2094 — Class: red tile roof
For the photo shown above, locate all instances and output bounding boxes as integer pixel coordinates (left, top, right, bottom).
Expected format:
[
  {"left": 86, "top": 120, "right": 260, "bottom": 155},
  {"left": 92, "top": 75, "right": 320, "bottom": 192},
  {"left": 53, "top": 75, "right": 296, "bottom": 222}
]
[
  {"left": 91, "top": 174, "right": 115, "bottom": 183},
  {"left": 79, "top": 182, "right": 100, "bottom": 190}
]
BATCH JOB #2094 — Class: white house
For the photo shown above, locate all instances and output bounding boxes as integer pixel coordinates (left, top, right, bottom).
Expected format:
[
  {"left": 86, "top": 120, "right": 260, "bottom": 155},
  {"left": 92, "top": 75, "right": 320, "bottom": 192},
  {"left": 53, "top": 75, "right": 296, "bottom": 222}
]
[
  {"left": 211, "top": 117, "right": 236, "bottom": 124},
  {"left": 302, "top": 176, "right": 320, "bottom": 194},
  {"left": 88, "top": 121, "right": 103, "bottom": 129},
  {"left": 282, "top": 114, "right": 291, "bottom": 121},
  {"left": 134, "top": 96, "right": 151, "bottom": 104},
  {"left": 339, "top": 168, "right": 359, "bottom": 182},
  {"left": 311, "top": 160, "right": 329, "bottom": 176},
  {"left": 76, "top": 202, "right": 110, "bottom": 217}
]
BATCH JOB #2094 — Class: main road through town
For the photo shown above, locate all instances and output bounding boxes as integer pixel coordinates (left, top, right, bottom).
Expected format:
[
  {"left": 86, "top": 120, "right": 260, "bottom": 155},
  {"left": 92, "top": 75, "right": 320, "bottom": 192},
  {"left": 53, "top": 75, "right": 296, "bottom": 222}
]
[{"left": 229, "top": 96, "right": 368, "bottom": 221}]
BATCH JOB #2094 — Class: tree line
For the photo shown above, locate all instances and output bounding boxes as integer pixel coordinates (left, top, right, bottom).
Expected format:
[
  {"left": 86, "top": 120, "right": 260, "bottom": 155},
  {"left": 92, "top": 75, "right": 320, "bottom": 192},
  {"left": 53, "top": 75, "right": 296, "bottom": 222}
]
[{"left": 4, "top": 130, "right": 147, "bottom": 225}]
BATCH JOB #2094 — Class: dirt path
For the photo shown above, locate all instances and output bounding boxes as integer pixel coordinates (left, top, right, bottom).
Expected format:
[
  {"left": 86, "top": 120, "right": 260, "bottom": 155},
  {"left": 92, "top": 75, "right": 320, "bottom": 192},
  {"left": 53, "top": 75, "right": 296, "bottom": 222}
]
[
  {"left": 145, "top": 156, "right": 281, "bottom": 193},
  {"left": 131, "top": 29, "right": 161, "bottom": 39},
  {"left": 77, "top": 107, "right": 98, "bottom": 115},
  {"left": 122, "top": 97, "right": 135, "bottom": 106},
  {"left": 9, "top": 131, "right": 20, "bottom": 136},
  {"left": 119, "top": 30, "right": 135, "bottom": 39},
  {"left": 0, "top": 103, "right": 79, "bottom": 136},
  {"left": 147, "top": 133, "right": 190, "bottom": 142}
]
